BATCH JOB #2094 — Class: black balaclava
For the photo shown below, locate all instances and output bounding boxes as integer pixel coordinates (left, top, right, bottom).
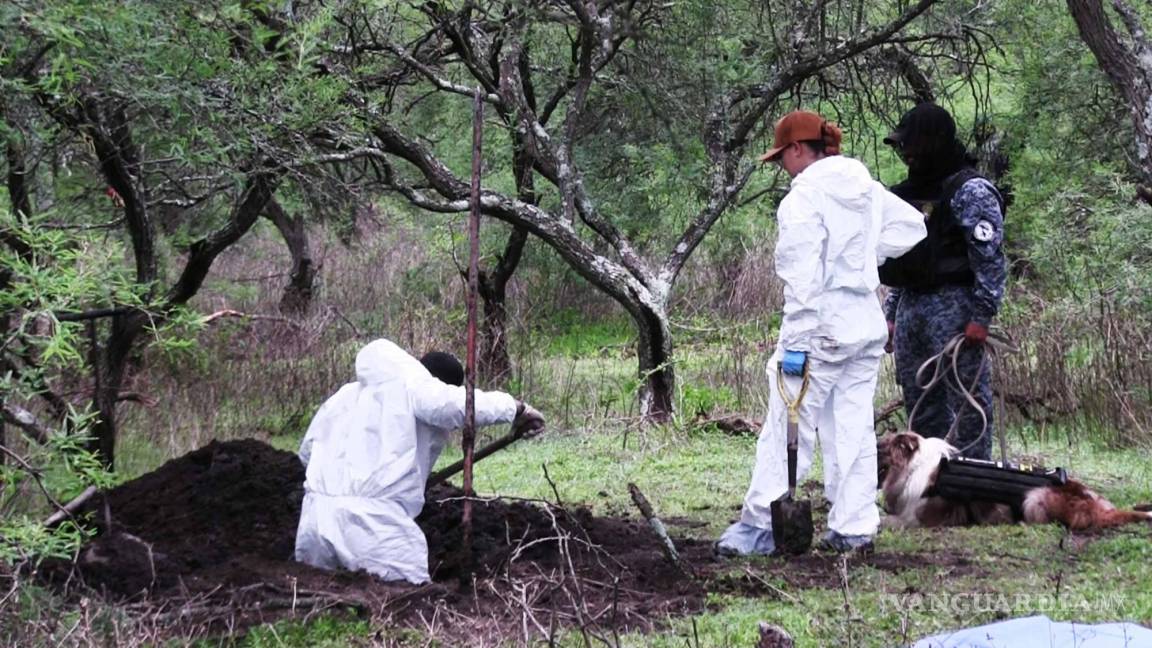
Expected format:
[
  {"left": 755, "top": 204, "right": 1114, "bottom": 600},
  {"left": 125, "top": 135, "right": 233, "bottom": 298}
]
[
  {"left": 420, "top": 351, "right": 465, "bottom": 387},
  {"left": 885, "top": 103, "right": 973, "bottom": 198}
]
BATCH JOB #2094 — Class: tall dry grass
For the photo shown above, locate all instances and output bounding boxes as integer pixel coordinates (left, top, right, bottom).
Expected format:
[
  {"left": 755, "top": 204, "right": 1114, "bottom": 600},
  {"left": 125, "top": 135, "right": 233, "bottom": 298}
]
[
  {"left": 996, "top": 288, "right": 1152, "bottom": 447},
  {"left": 110, "top": 211, "right": 1152, "bottom": 476},
  {"left": 115, "top": 213, "right": 791, "bottom": 467}
]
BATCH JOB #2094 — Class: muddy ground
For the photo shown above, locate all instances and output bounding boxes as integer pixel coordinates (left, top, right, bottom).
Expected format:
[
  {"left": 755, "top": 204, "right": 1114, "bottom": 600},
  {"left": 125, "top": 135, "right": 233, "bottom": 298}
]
[{"left": 41, "top": 439, "right": 982, "bottom": 641}]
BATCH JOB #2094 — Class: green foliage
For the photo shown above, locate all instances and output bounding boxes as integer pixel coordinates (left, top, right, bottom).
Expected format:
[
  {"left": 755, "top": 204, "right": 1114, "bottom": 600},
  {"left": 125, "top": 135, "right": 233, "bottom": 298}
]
[
  {"left": 541, "top": 314, "right": 633, "bottom": 357},
  {"left": 0, "top": 209, "right": 119, "bottom": 565},
  {"left": 677, "top": 382, "right": 739, "bottom": 420},
  {"left": 144, "top": 305, "right": 209, "bottom": 363},
  {"left": 0, "top": 438, "right": 105, "bottom": 566}
]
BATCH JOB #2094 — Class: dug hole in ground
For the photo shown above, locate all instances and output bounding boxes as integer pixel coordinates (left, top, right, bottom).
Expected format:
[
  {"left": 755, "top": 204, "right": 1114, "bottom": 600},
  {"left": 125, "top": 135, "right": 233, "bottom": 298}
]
[{"left": 40, "top": 438, "right": 978, "bottom": 643}]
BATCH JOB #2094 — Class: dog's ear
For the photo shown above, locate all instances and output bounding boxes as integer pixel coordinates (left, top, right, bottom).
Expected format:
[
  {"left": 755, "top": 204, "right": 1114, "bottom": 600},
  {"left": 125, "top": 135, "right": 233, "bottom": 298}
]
[{"left": 896, "top": 433, "right": 920, "bottom": 457}]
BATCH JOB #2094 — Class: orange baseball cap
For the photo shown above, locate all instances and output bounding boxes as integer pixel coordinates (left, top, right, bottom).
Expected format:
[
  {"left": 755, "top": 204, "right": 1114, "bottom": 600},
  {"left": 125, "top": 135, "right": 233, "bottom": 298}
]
[{"left": 759, "top": 111, "right": 829, "bottom": 162}]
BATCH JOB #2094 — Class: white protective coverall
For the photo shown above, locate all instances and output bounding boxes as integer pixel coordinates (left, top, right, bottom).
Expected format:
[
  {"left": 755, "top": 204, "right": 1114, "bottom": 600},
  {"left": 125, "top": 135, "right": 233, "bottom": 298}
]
[
  {"left": 725, "top": 155, "right": 926, "bottom": 551},
  {"left": 295, "top": 339, "right": 518, "bottom": 583}
]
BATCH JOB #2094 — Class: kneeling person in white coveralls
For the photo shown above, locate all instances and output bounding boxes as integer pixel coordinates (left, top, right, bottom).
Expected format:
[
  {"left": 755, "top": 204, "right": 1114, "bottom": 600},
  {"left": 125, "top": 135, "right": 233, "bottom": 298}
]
[
  {"left": 295, "top": 338, "right": 544, "bottom": 582},
  {"left": 716, "top": 110, "right": 927, "bottom": 555}
]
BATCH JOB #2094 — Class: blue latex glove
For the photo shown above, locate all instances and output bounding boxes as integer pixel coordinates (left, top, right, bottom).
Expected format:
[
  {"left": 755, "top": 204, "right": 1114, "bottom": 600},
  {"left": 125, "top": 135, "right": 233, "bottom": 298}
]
[{"left": 781, "top": 350, "right": 807, "bottom": 377}]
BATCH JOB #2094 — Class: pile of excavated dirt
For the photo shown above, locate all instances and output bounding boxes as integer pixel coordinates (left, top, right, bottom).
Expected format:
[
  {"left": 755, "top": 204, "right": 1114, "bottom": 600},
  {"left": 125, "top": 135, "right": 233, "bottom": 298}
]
[
  {"left": 89, "top": 439, "right": 304, "bottom": 573},
  {"left": 40, "top": 439, "right": 712, "bottom": 636},
  {"left": 42, "top": 438, "right": 983, "bottom": 640}
]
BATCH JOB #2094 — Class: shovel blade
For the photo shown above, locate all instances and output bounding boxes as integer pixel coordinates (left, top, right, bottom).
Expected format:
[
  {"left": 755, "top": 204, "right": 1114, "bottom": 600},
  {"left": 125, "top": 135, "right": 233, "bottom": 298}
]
[{"left": 770, "top": 498, "right": 814, "bottom": 555}]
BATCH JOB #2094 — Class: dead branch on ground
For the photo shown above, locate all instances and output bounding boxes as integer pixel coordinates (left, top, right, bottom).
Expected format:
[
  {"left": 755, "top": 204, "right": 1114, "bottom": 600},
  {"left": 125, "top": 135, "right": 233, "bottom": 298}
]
[{"left": 627, "top": 483, "right": 695, "bottom": 578}]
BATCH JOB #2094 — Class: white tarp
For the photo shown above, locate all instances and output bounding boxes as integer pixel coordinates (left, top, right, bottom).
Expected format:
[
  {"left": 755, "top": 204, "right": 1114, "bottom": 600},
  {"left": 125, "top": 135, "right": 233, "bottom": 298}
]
[{"left": 915, "top": 615, "right": 1152, "bottom": 648}]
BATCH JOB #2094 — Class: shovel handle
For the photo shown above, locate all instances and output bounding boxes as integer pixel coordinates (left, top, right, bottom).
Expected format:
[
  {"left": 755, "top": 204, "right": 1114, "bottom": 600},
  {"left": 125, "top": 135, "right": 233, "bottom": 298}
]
[
  {"left": 776, "top": 363, "right": 810, "bottom": 415},
  {"left": 787, "top": 444, "right": 798, "bottom": 494},
  {"left": 777, "top": 362, "right": 808, "bottom": 499},
  {"left": 427, "top": 424, "right": 529, "bottom": 488}
]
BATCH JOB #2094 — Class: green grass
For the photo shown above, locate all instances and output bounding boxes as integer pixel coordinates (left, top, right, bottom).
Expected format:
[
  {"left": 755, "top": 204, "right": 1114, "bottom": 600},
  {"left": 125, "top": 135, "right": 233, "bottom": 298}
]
[
  {"left": 438, "top": 426, "right": 756, "bottom": 535},
  {"left": 228, "top": 416, "right": 1152, "bottom": 646},
  {"left": 232, "top": 617, "right": 376, "bottom": 647},
  {"left": 540, "top": 315, "right": 635, "bottom": 357},
  {"left": 104, "top": 342, "right": 1152, "bottom": 647},
  {"left": 427, "top": 425, "right": 1152, "bottom": 647}
]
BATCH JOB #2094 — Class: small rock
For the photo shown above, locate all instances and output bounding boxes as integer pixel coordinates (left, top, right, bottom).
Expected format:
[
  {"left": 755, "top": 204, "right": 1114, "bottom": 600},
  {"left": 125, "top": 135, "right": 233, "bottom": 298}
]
[{"left": 757, "top": 621, "right": 794, "bottom": 648}]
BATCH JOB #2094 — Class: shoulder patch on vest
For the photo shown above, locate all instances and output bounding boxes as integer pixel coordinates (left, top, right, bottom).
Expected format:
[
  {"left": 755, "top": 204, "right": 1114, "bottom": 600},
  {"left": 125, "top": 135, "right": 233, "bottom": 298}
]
[{"left": 973, "top": 220, "right": 995, "bottom": 242}]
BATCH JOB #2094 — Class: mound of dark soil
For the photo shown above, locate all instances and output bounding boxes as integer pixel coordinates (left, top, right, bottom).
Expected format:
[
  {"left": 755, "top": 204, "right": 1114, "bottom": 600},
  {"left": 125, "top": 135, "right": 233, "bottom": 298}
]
[
  {"left": 64, "top": 439, "right": 621, "bottom": 591},
  {"left": 38, "top": 439, "right": 304, "bottom": 594},
  {"left": 55, "top": 440, "right": 705, "bottom": 602},
  {"left": 92, "top": 439, "right": 306, "bottom": 570},
  {"left": 418, "top": 486, "right": 592, "bottom": 579}
]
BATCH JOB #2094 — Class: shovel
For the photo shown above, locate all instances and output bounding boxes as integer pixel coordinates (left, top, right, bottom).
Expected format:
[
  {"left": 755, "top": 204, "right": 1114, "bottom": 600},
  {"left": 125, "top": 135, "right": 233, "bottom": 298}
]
[
  {"left": 770, "top": 361, "right": 814, "bottom": 555},
  {"left": 426, "top": 419, "right": 546, "bottom": 489}
]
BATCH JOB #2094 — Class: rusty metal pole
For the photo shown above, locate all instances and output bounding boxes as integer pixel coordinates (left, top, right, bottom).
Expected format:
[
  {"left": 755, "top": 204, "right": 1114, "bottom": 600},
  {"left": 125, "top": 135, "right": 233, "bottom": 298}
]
[{"left": 461, "top": 87, "right": 484, "bottom": 582}]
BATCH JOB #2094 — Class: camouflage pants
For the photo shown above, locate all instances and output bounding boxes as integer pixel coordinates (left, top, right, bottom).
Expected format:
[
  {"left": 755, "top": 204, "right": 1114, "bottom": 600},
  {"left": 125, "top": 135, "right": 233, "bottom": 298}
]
[{"left": 893, "top": 285, "right": 993, "bottom": 459}]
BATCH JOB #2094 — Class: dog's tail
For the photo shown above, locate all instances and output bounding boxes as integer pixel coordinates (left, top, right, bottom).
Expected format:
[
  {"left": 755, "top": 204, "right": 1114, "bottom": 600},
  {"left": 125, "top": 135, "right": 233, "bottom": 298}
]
[
  {"left": 1133, "top": 503, "right": 1152, "bottom": 512},
  {"left": 1093, "top": 508, "right": 1152, "bottom": 528}
]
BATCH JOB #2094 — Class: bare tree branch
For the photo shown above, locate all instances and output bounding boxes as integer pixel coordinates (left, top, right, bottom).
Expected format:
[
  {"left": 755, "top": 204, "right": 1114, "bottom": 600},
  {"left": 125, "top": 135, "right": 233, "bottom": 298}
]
[
  {"left": 371, "top": 121, "right": 651, "bottom": 308},
  {"left": 877, "top": 45, "right": 936, "bottom": 103},
  {"left": 385, "top": 43, "right": 503, "bottom": 105},
  {"left": 660, "top": 165, "right": 758, "bottom": 284},
  {"left": 0, "top": 442, "right": 75, "bottom": 524},
  {"left": 164, "top": 170, "right": 279, "bottom": 307},
  {"left": 0, "top": 402, "right": 52, "bottom": 444},
  {"left": 496, "top": 42, "right": 655, "bottom": 284},
  {"left": 728, "top": 0, "right": 942, "bottom": 152}
]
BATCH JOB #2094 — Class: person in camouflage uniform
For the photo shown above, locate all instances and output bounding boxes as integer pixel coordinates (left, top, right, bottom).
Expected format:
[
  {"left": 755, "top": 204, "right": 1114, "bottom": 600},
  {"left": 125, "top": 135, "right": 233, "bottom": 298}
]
[{"left": 880, "top": 103, "right": 1006, "bottom": 460}]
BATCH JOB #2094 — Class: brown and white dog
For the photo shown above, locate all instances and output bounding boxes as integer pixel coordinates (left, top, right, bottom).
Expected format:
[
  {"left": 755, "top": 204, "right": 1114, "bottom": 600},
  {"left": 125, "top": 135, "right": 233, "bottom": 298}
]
[{"left": 877, "top": 431, "right": 1152, "bottom": 530}]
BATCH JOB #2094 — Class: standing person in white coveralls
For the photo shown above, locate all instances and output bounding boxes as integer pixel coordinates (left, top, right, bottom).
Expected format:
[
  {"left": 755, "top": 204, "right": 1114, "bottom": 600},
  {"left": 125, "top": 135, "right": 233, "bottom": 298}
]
[
  {"left": 295, "top": 338, "right": 544, "bottom": 583},
  {"left": 716, "top": 110, "right": 927, "bottom": 555}
]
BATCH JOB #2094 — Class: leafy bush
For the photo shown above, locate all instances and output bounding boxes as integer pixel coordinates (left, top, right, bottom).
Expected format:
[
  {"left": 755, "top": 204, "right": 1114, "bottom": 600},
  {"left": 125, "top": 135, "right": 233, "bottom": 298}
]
[{"left": 0, "top": 212, "right": 119, "bottom": 566}]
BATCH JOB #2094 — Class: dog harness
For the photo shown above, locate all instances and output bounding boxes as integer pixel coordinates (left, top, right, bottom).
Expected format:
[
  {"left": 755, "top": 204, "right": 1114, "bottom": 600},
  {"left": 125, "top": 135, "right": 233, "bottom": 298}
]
[{"left": 928, "top": 456, "right": 1068, "bottom": 519}]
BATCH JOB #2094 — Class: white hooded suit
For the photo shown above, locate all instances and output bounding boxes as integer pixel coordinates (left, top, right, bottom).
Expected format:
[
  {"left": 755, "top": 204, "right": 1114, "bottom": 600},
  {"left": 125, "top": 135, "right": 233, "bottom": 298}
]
[
  {"left": 724, "top": 155, "right": 926, "bottom": 551},
  {"left": 295, "top": 339, "right": 518, "bottom": 583}
]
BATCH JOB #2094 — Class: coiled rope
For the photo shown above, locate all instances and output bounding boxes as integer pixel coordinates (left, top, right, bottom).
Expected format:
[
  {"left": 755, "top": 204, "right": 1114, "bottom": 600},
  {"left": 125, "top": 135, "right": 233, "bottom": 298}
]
[{"left": 905, "top": 329, "right": 1018, "bottom": 460}]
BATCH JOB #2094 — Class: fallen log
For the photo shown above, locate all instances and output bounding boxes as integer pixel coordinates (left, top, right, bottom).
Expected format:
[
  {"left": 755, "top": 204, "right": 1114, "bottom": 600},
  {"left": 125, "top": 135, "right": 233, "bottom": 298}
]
[
  {"left": 874, "top": 398, "right": 904, "bottom": 426},
  {"left": 692, "top": 414, "right": 762, "bottom": 436},
  {"left": 43, "top": 485, "right": 98, "bottom": 527}
]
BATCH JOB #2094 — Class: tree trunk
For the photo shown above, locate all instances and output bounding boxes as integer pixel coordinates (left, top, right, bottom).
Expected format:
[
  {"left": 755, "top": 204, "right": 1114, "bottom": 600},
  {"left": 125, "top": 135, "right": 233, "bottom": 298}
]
[
  {"left": 476, "top": 276, "right": 509, "bottom": 386},
  {"left": 264, "top": 197, "right": 316, "bottom": 317},
  {"left": 85, "top": 175, "right": 276, "bottom": 468},
  {"left": 87, "top": 314, "right": 143, "bottom": 468},
  {"left": 1068, "top": 0, "right": 1152, "bottom": 198},
  {"left": 632, "top": 302, "right": 675, "bottom": 422},
  {"left": 474, "top": 135, "right": 534, "bottom": 388},
  {"left": 5, "top": 127, "right": 32, "bottom": 221},
  {"left": 476, "top": 228, "right": 528, "bottom": 388},
  {"left": 2, "top": 117, "right": 34, "bottom": 271},
  {"left": 877, "top": 46, "right": 935, "bottom": 103},
  {"left": 0, "top": 317, "right": 6, "bottom": 473}
]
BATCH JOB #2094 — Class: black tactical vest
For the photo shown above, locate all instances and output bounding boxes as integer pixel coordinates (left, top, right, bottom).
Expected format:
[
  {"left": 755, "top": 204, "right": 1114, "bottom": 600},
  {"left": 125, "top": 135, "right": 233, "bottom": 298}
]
[{"left": 879, "top": 168, "right": 987, "bottom": 289}]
